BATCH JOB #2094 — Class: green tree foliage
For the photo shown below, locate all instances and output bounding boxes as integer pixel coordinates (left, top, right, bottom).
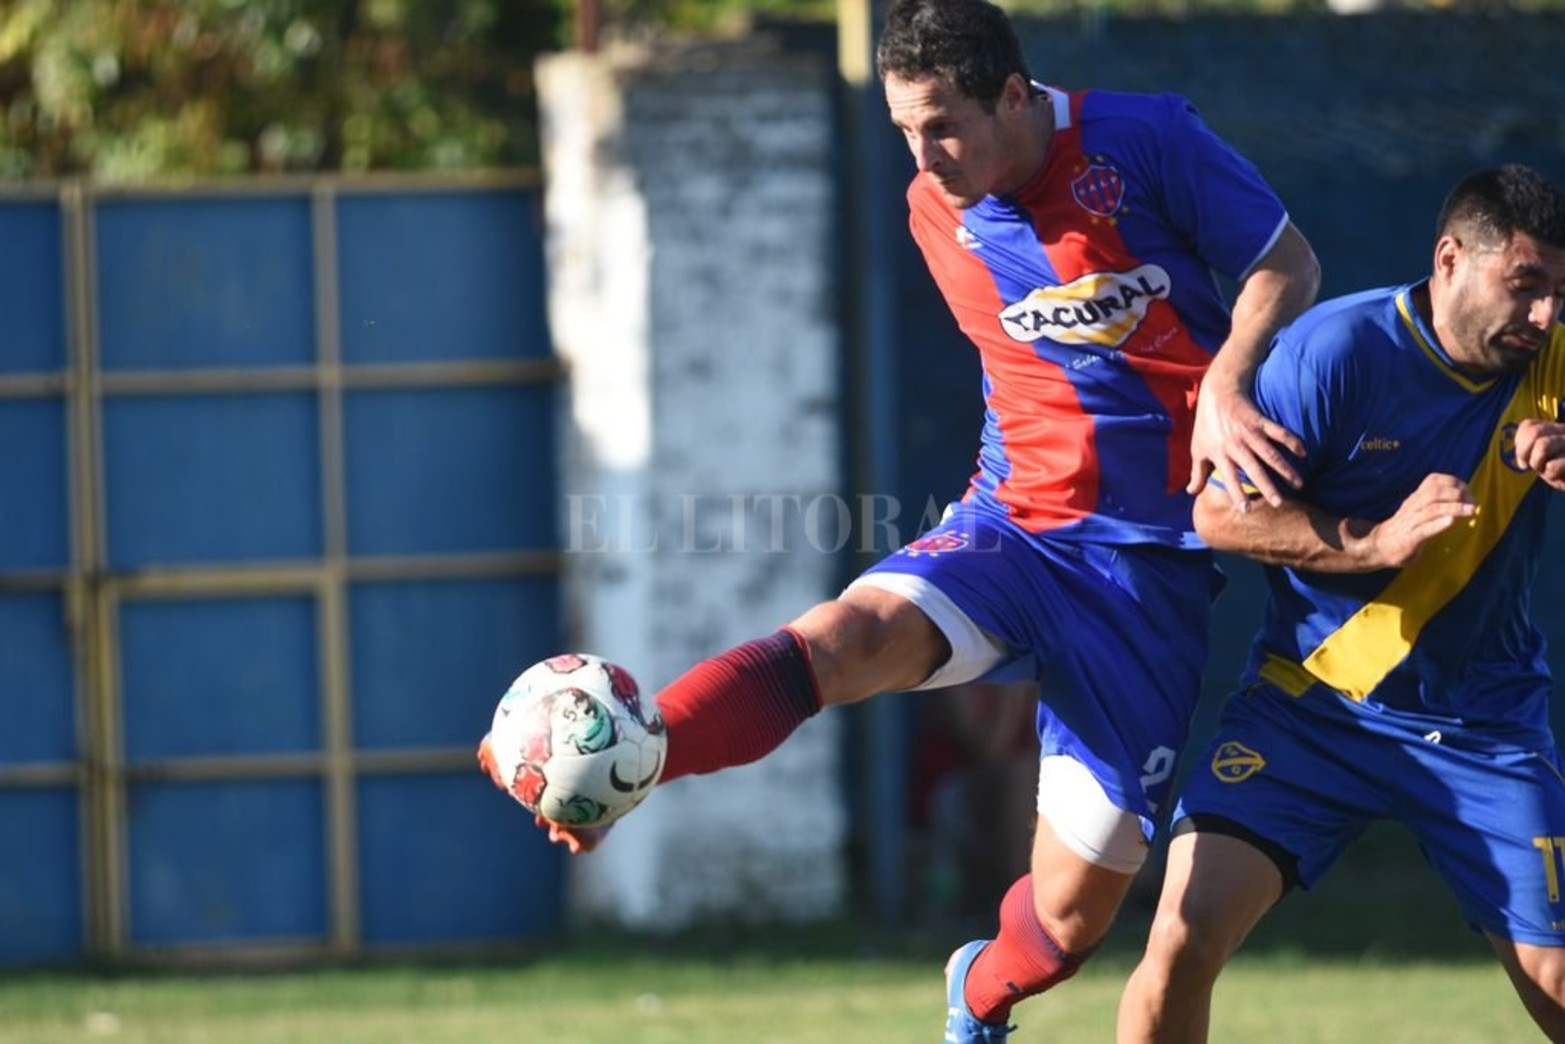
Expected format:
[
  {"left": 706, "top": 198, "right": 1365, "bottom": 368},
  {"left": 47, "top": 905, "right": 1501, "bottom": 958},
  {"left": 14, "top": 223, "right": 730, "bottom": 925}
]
[
  {"left": 0, "top": 0, "right": 568, "bottom": 180},
  {"left": 603, "top": 0, "right": 836, "bottom": 35}
]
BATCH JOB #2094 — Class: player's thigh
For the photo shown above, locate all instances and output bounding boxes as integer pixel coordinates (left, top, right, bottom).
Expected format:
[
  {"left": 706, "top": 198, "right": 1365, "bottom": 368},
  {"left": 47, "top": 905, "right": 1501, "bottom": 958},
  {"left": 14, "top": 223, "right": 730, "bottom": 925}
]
[
  {"left": 846, "top": 505, "right": 1040, "bottom": 692},
  {"left": 788, "top": 584, "right": 949, "bottom": 704},
  {"left": 1028, "top": 542, "right": 1222, "bottom": 823}
]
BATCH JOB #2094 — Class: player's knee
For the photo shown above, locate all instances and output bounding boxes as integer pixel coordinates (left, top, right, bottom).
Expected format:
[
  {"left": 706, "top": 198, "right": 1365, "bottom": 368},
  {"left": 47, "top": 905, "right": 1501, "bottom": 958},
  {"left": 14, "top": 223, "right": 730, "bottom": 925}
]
[
  {"left": 1516, "top": 944, "right": 1565, "bottom": 1010},
  {"left": 1141, "top": 907, "right": 1230, "bottom": 991},
  {"left": 792, "top": 590, "right": 945, "bottom": 703}
]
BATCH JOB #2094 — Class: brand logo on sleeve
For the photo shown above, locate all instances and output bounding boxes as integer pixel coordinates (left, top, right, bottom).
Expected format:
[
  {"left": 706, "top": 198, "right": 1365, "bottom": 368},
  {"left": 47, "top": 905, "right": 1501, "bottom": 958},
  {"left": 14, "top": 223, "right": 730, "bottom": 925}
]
[{"left": 998, "top": 265, "right": 1170, "bottom": 347}]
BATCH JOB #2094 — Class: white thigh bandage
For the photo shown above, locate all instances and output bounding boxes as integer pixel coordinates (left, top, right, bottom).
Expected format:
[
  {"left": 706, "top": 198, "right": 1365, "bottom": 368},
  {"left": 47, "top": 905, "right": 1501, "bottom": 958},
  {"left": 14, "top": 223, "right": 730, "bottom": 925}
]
[
  {"left": 1035, "top": 755, "right": 1149, "bottom": 874},
  {"left": 845, "top": 572, "right": 1007, "bottom": 690}
]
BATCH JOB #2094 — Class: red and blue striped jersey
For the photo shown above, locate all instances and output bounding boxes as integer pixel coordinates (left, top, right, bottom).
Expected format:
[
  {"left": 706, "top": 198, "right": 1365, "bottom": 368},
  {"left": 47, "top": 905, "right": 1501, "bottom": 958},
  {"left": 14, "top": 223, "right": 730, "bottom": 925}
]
[{"left": 909, "top": 87, "right": 1288, "bottom": 547}]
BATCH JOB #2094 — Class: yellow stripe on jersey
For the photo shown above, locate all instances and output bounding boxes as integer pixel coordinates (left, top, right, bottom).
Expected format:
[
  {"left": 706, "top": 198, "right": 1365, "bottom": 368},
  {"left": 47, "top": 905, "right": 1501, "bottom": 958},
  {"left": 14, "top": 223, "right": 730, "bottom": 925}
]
[
  {"left": 1257, "top": 653, "right": 1318, "bottom": 697},
  {"left": 1395, "top": 292, "right": 1494, "bottom": 394},
  {"left": 1299, "top": 324, "right": 1565, "bottom": 702}
]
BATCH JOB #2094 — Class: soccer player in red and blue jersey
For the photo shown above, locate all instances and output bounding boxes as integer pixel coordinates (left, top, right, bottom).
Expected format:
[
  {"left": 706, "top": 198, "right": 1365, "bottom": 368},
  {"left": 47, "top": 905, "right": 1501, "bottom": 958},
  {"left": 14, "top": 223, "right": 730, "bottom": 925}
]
[
  {"left": 1119, "top": 165, "right": 1565, "bottom": 1041},
  {"left": 480, "top": 1, "right": 1319, "bottom": 1038}
]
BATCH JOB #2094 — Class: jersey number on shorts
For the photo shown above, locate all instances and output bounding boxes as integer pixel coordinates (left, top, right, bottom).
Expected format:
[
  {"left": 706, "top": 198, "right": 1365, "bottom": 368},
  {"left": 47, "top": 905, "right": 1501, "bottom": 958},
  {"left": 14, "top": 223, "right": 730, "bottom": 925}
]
[
  {"left": 1533, "top": 836, "right": 1565, "bottom": 902},
  {"left": 1139, "top": 746, "right": 1178, "bottom": 812}
]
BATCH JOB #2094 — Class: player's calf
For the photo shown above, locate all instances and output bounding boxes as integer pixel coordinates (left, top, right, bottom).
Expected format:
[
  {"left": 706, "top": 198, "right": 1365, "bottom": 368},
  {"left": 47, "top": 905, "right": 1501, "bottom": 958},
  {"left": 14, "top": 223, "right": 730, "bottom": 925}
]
[{"left": 962, "top": 875, "right": 1099, "bottom": 1025}]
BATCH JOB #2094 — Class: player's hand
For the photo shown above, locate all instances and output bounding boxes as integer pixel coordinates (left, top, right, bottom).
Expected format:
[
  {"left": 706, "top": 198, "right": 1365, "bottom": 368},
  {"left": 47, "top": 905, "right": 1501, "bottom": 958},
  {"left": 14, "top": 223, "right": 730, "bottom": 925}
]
[
  {"left": 478, "top": 734, "right": 612, "bottom": 854},
  {"left": 535, "top": 815, "right": 611, "bottom": 855},
  {"left": 1368, "top": 473, "right": 1476, "bottom": 568},
  {"left": 1514, "top": 419, "right": 1565, "bottom": 491},
  {"left": 476, "top": 732, "right": 506, "bottom": 790},
  {"left": 1187, "top": 372, "right": 1304, "bottom": 511}
]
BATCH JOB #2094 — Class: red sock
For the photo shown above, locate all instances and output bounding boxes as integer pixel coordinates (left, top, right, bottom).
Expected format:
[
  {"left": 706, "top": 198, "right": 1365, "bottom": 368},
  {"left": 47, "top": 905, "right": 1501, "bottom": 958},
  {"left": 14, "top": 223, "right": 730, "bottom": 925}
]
[
  {"left": 965, "top": 874, "right": 1094, "bottom": 1023},
  {"left": 657, "top": 627, "right": 824, "bottom": 783}
]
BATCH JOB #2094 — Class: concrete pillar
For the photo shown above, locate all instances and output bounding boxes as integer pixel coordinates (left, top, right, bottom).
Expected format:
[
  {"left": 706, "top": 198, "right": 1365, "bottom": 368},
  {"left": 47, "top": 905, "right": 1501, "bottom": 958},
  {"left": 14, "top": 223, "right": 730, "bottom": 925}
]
[{"left": 537, "top": 36, "right": 846, "bottom": 929}]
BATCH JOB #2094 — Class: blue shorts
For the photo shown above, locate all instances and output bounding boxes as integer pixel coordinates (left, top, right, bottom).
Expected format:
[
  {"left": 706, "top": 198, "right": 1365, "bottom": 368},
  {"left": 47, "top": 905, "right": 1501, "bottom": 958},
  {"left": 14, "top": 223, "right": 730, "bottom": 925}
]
[
  {"left": 860, "top": 501, "right": 1222, "bottom": 831},
  {"left": 1176, "top": 682, "right": 1565, "bottom": 946}
]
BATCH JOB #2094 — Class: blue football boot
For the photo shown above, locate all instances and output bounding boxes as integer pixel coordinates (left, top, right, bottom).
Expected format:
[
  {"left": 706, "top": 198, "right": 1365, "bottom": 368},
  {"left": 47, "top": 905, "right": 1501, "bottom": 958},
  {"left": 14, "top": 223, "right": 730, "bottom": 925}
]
[{"left": 944, "top": 940, "right": 1015, "bottom": 1042}]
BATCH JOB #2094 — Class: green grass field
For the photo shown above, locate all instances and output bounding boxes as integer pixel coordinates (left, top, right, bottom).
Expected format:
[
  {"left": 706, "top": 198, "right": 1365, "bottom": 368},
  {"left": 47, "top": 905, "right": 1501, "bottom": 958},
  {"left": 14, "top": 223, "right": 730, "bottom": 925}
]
[
  {"left": 0, "top": 946, "right": 1536, "bottom": 1043},
  {"left": 0, "top": 828, "right": 1542, "bottom": 1042}
]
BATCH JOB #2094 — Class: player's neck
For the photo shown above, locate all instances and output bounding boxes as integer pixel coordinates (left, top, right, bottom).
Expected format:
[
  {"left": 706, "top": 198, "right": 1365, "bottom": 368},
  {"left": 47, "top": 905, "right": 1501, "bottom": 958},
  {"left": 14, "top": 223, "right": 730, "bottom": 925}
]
[
  {"left": 996, "top": 94, "right": 1055, "bottom": 199},
  {"left": 1410, "top": 280, "right": 1435, "bottom": 329},
  {"left": 1422, "top": 279, "right": 1488, "bottom": 378},
  {"left": 1414, "top": 281, "right": 1458, "bottom": 360}
]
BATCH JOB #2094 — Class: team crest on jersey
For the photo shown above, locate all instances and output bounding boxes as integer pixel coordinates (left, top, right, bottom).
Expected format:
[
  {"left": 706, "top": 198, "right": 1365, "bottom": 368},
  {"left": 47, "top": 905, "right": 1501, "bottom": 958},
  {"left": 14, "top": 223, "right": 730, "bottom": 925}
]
[
  {"left": 999, "top": 264, "right": 1171, "bottom": 347},
  {"left": 1071, "top": 162, "right": 1125, "bottom": 219},
  {"left": 1210, "top": 740, "right": 1266, "bottom": 783},
  {"left": 904, "top": 531, "right": 970, "bottom": 556},
  {"left": 1500, "top": 422, "right": 1529, "bottom": 473}
]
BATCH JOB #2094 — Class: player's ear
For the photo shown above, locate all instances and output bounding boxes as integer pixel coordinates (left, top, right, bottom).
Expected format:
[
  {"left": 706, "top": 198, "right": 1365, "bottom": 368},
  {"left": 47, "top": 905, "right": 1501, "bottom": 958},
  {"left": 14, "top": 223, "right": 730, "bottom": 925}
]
[
  {"left": 999, "top": 73, "right": 1031, "bottom": 116},
  {"left": 1433, "top": 234, "right": 1462, "bottom": 282}
]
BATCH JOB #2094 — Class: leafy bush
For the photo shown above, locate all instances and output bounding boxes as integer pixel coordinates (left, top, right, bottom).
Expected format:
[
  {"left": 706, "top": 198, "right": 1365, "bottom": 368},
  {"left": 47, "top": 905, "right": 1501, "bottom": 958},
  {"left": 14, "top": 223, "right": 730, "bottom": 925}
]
[{"left": 0, "top": 0, "right": 567, "bottom": 179}]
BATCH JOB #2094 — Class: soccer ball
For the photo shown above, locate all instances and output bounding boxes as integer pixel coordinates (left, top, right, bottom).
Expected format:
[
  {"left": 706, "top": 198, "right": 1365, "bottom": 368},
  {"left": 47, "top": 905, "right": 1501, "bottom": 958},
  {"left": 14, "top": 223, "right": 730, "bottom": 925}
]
[{"left": 487, "top": 653, "right": 667, "bottom": 828}]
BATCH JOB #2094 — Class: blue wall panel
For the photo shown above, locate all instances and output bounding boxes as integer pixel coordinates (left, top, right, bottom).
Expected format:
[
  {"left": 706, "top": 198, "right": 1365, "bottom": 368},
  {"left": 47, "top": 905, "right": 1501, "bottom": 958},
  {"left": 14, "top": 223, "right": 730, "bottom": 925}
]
[
  {"left": 95, "top": 198, "right": 314, "bottom": 371},
  {"left": 349, "top": 578, "right": 560, "bottom": 750},
  {"left": 336, "top": 192, "right": 550, "bottom": 363},
  {"left": 0, "top": 202, "right": 65, "bottom": 374},
  {"left": 102, "top": 393, "right": 321, "bottom": 566},
  {"left": 0, "top": 789, "right": 80, "bottom": 965},
  {"left": 0, "top": 594, "right": 75, "bottom": 765},
  {"left": 128, "top": 779, "right": 326, "bottom": 945},
  {"left": 357, "top": 773, "right": 564, "bottom": 944},
  {"left": 344, "top": 386, "right": 556, "bottom": 556},
  {"left": 0, "top": 399, "right": 69, "bottom": 572},
  {"left": 120, "top": 596, "right": 319, "bottom": 761},
  {"left": 0, "top": 184, "right": 564, "bottom": 964}
]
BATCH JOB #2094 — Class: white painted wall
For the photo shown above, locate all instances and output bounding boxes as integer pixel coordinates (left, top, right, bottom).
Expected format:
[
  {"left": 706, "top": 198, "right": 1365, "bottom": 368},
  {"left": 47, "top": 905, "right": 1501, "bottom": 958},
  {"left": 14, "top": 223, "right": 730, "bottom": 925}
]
[{"left": 537, "top": 38, "right": 846, "bottom": 930}]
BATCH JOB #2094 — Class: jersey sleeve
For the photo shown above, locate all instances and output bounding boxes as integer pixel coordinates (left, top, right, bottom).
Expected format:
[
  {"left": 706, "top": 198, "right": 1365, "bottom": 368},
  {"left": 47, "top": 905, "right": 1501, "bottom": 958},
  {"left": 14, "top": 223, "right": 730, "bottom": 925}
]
[
  {"left": 1153, "top": 95, "right": 1289, "bottom": 282},
  {"left": 1250, "top": 325, "right": 1336, "bottom": 485}
]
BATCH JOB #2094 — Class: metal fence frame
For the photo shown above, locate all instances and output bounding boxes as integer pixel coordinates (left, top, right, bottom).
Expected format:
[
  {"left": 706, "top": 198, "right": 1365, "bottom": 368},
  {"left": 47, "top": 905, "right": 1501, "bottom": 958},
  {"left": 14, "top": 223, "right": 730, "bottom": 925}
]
[{"left": 0, "top": 173, "right": 564, "bottom": 963}]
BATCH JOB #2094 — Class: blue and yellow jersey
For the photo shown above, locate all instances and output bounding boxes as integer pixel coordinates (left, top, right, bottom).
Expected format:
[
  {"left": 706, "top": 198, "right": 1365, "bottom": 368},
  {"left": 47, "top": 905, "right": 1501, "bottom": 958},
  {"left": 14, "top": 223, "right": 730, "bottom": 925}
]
[
  {"left": 908, "top": 87, "right": 1288, "bottom": 547},
  {"left": 1243, "top": 283, "right": 1565, "bottom": 746}
]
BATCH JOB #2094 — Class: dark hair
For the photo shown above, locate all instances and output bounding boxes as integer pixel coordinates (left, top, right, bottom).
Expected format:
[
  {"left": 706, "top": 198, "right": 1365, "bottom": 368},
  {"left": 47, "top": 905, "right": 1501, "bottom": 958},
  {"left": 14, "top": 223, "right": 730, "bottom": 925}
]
[
  {"left": 1437, "top": 164, "right": 1565, "bottom": 251},
  {"left": 875, "top": 0, "right": 1033, "bottom": 113}
]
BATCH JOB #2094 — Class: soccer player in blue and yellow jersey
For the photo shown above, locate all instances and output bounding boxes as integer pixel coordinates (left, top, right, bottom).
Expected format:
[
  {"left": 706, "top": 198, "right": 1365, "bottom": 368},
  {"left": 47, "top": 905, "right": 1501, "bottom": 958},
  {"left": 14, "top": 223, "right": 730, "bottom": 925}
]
[
  {"left": 1118, "top": 165, "right": 1565, "bottom": 1042},
  {"left": 481, "top": 1, "right": 1319, "bottom": 1039}
]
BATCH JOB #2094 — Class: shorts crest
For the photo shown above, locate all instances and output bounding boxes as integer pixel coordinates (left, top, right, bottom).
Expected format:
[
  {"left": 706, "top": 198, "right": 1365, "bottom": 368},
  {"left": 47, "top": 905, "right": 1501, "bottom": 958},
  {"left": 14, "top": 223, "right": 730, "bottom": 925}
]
[
  {"left": 904, "top": 531, "right": 971, "bottom": 556},
  {"left": 1211, "top": 740, "right": 1266, "bottom": 783}
]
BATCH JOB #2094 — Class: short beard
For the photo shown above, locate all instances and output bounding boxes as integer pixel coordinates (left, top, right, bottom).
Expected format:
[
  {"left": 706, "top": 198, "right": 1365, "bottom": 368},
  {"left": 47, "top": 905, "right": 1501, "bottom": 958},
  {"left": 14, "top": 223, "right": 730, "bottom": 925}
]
[{"left": 1480, "top": 333, "right": 1540, "bottom": 375}]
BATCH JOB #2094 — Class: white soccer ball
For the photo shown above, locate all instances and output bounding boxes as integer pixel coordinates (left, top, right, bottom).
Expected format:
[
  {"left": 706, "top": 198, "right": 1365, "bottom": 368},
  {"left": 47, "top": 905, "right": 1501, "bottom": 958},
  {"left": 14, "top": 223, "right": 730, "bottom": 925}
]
[{"left": 487, "top": 653, "right": 666, "bottom": 828}]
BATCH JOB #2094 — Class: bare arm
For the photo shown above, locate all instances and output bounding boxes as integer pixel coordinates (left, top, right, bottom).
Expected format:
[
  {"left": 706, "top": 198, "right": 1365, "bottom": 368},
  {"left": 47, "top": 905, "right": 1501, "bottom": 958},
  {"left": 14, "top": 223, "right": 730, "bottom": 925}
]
[
  {"left": 1192, "top": 473, "right": 1477, "bottom": 573},
  {"left": 1189, "top": 221, "right": 1321, "bottom": 510}
]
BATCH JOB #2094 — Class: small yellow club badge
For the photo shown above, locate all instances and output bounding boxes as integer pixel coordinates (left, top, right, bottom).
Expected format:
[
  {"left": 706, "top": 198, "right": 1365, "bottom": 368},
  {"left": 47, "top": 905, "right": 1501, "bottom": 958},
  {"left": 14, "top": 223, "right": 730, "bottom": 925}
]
[{"left": 1211, "top": 740, "right": 1266, "bottom": 783}]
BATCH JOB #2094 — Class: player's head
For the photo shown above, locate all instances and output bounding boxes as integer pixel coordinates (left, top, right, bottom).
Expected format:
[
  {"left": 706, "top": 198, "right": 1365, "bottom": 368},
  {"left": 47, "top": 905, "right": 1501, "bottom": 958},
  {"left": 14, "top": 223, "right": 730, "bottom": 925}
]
[
  {"left": 877, "top": 0, "right": 1031, "bottom": 113},
  {"left": 877, "top": 0, "right": 1043, "bottom": 209},
  {"left": 1431, "top": 164, "right": 1565, "bottom": 376}
]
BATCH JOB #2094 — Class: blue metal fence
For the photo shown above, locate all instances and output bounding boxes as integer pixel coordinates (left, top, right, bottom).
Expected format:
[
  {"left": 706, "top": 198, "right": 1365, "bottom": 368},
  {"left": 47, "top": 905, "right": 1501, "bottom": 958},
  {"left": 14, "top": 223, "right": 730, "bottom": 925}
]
[{"left": 0, "top": 177, "right": 566, "bottom": 966}]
